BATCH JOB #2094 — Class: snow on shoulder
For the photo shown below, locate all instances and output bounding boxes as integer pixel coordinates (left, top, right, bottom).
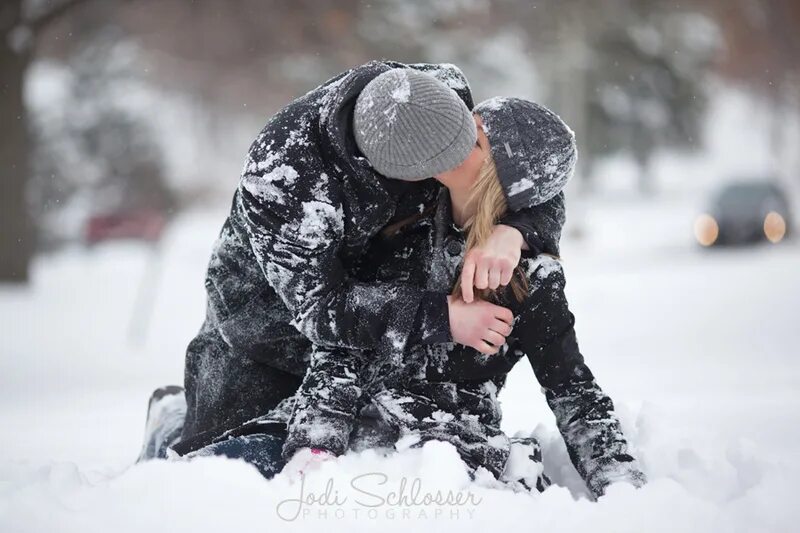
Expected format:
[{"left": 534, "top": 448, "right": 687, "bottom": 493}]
[{"left": 522, "top": 253, "right": 563, "bottom": 281}]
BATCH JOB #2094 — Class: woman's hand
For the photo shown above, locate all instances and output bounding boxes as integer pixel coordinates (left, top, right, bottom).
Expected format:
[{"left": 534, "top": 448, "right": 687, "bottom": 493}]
[
  {"left": 447, "top": 295, "right": 514, "bottom": 354},
  {"left": 460, "top": 224, "right": 526, "bottom": 303}
]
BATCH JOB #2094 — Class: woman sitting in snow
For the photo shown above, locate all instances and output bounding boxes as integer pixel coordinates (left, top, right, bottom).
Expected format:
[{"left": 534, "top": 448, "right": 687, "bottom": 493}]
[
  {"left": 265, "top": 98, "right": 647, "bottom": 498},
  {"left": 138, "top": 64, "right": 644, "bottom": 499}
]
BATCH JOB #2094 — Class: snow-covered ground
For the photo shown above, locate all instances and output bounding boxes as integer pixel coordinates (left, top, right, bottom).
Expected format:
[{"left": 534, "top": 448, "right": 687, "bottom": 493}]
[{"left": 1, "top": 199, "right": 799, "bottom": 532}]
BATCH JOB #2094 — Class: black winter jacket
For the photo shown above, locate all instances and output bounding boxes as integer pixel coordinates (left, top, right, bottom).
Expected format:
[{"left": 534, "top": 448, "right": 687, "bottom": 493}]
[
  {"left": 181, "top": 60, "right": 563, "bottom": 441},
  {"left": 280, "top": 189, "right": 646, "bottom": 498}
]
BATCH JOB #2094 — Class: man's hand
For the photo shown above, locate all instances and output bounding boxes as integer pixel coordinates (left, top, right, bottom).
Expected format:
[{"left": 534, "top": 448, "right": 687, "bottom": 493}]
[
  {"left": 460, "top": 224, "right": 526, "bottom": 303},
  {"left": 447, "top": 295, "right": 513, "bottom": 354}
]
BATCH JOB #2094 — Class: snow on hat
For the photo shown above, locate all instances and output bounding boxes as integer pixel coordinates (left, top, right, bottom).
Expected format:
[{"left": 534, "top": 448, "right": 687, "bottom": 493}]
[
  {"left": 474, "top": 97, "right": 577, "bottom": 211},
  {"left": 353, "top": 68, "right": 477, "bottom": 181}
]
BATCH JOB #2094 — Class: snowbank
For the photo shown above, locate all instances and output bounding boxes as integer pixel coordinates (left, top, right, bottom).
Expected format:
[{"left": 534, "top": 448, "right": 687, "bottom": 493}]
[
  {"left": 1, "top": 435, "right": 796, "bottom": 532},
  {"left": 1, "top": 206, "right": 799, "bottom": 532}
]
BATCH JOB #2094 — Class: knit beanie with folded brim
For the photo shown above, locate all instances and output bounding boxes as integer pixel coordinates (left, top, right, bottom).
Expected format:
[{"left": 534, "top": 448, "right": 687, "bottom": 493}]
[
  {"left": 474, "top": 97, "right": 577, "bottom": 211},
  {"left": 353, "top": 68, "right": 477, "bottom": 181}
]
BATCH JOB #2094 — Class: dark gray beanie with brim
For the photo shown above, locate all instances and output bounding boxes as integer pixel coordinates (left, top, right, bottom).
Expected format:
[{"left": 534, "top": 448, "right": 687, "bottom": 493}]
[
  {"left": 474, "top": 97, "right": 577, "bottom": 211},
  {"left": 353, "top": 68, "right": 477, "bottom": 181}
]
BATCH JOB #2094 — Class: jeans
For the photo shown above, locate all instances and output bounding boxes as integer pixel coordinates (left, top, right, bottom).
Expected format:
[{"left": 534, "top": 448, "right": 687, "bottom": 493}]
[
  {"left": 186, "top": 433, "right": 287, "bottom": 479},
  {"left": 138, "top": 386, "right": 287, "bottom": 479}
]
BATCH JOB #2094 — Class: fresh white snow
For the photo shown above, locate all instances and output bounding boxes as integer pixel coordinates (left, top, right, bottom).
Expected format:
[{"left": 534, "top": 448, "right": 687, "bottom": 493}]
[{"left": 1, "top": 199, "right": 799, "bottom": 532}]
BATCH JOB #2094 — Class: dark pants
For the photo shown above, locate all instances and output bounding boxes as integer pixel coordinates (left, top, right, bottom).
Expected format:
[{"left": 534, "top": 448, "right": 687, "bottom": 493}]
[
  {"left": 138, "top": 386, "right": 288, "bottom": 480},
  {"left": 186, "top": 433, "right": 287, "bottom": 479},
  {"left": 181, "top": 317, "right": 303, "bottom": 444}
]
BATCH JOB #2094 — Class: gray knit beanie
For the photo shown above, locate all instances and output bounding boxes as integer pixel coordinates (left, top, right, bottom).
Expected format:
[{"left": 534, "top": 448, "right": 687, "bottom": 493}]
[
  {"left": 353, "top": 68, "right": 477, "bottom": 181},
  {"left": 474, "top": 97, "right": 577, "bottom": 211}
]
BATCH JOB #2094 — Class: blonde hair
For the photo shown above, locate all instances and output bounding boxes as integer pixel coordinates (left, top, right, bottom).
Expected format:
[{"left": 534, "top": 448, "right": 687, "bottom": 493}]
[{"left": 452, "top": 153, "right": 528, "bottom": 302}]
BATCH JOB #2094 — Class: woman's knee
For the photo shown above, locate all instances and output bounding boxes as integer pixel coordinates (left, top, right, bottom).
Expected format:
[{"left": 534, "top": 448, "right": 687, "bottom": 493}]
[{"left": 187, "top": 433, "right": 287, "bottom": 479}]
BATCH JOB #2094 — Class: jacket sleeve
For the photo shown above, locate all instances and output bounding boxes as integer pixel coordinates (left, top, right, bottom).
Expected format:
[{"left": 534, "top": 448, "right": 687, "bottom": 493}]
[
  {"left": 233, "top": 145, "right": 446, "bottom": 357},
  {"left": 512, "top": 256, "right": 647, "bottom": 498},
  {"left": 282, "top": 346, "right": 362, "bottom": 459},
  {"left": 498, "top": 191, "right": 566, "bottom": 257}
]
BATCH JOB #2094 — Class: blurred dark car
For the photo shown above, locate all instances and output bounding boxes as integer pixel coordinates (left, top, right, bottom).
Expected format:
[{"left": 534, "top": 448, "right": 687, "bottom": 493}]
[
  {"left": 694, "top": 181, "right": 792, "bottom": 247},
  {"left": 85, "top": 209, "right": 167, "bottom": 246}
]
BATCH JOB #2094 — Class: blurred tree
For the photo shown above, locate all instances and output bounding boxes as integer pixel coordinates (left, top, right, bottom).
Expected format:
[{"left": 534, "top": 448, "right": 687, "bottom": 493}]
[
  {"left": 6, "top": 0, "right": 798, "bottom": 281},
  {"left": 1, "top": 0, "right": 92, "bottom": 283},
  {"left": 532, "top": 0, "right": 718, "bottom": 195},
  {"left": 357, "top": 0, "right": 717, "bottom": 195},
  {"left": 115, "top": 0, "right": 367, "bottom": 112},
  {"left": 584, "top": 6, "right": 717, "bottom": 194},
  {"left": 703, "top": 0, "right": 800, "bottom": 179},
  {"left": 29, "top": 25, "right": 172, "bottom": 250}
]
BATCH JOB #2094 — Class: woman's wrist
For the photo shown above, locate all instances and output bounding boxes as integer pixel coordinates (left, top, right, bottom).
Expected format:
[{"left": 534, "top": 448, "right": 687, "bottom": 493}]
[{"left": 495, "top": 224, "right": 528, "bottom": 251}]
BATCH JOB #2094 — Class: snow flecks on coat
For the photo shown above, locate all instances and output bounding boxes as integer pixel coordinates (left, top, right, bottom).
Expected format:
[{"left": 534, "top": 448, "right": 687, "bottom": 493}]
[
  {"left": 521, "top": 253, "right": 563, "bottom": 282},
  {"left": 182, "top": 61, "right": 480, "bottom": 443},
  {"left": 180, "top": 59, "right": 641, "bottom": 496},
  {"left": 413, "top": 62, "right": 470, "bottom": 93},
  {"left": 228, "top": 61, "right": 471, "bottom": 358},
  {"left": 292, "top": 201, "right": 345, "bottom": 250},
  {"left": 547, "top": 381, "right": 647, "bottom": 497},
  {"left": 241, "top": 164, "right": 299, "bottom": 206},
  {"left": 280, "top": 187, "right": 643, "bottom": 495},
  {"left": 310, "top": 173, "right": 333, "bottom": 203},
  {"left": 315, "top": 75, "right": 349, "bottom": 124}
]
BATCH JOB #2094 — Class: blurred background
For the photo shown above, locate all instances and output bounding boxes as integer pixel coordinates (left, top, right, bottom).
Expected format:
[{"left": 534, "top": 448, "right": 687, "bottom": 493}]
[
  {"left": 1, "top": 0, "right": 799, "bottom": 485},
  {"left": 2, "top": 0, "right": 799, "bottom": 272}
]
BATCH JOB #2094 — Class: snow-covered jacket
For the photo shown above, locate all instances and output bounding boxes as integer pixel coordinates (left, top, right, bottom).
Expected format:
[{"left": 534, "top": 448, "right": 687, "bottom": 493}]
[
  {"left": 182, "top": 60, "right": 561, "bottom": 440},
  {"left": 280, "top": 190, "right": 645, "bottom": 496}
]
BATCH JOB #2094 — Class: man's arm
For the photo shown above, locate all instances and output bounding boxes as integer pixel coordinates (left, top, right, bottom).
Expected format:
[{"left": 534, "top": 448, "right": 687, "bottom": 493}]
[
  {"left": 234, "top": 168, "right": 443, "bottom": 357},
  {"left": 282, "top": 345, "right": 362, "bottom": 459}
]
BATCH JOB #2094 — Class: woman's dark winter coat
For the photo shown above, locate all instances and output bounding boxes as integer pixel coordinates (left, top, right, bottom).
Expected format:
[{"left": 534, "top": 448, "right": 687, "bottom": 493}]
[
  {"left": 180, "top": 60, "right": 563, "bottom": 445},
  {"left": 278, "top": 189, "right": 646, "bottom": 498}
]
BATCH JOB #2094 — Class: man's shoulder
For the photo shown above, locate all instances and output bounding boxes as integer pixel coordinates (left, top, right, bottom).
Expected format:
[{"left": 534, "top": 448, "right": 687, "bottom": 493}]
[{"left": 405, "top": 62, "right": 473, "bottom": 109}]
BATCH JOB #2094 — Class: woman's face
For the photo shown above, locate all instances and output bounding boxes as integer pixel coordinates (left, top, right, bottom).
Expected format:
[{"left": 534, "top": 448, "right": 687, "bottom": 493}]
[{"left": 435, "top": 114, "right": 489, "bottom": 193}]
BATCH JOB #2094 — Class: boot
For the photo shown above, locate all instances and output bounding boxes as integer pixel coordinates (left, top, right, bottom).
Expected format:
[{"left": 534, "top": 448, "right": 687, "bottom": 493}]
[{"left": 137, "top": 385, "right": 186, "bottom": 462}]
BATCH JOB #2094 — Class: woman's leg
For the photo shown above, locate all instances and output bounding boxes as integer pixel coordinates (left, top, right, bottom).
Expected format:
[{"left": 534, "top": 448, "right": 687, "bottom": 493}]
[
  {"left": 185, "top": 433, "right": 288, "bottom": 479},
  {"left": 371, "top": 383, "right": 551, "bottom": 493}
]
